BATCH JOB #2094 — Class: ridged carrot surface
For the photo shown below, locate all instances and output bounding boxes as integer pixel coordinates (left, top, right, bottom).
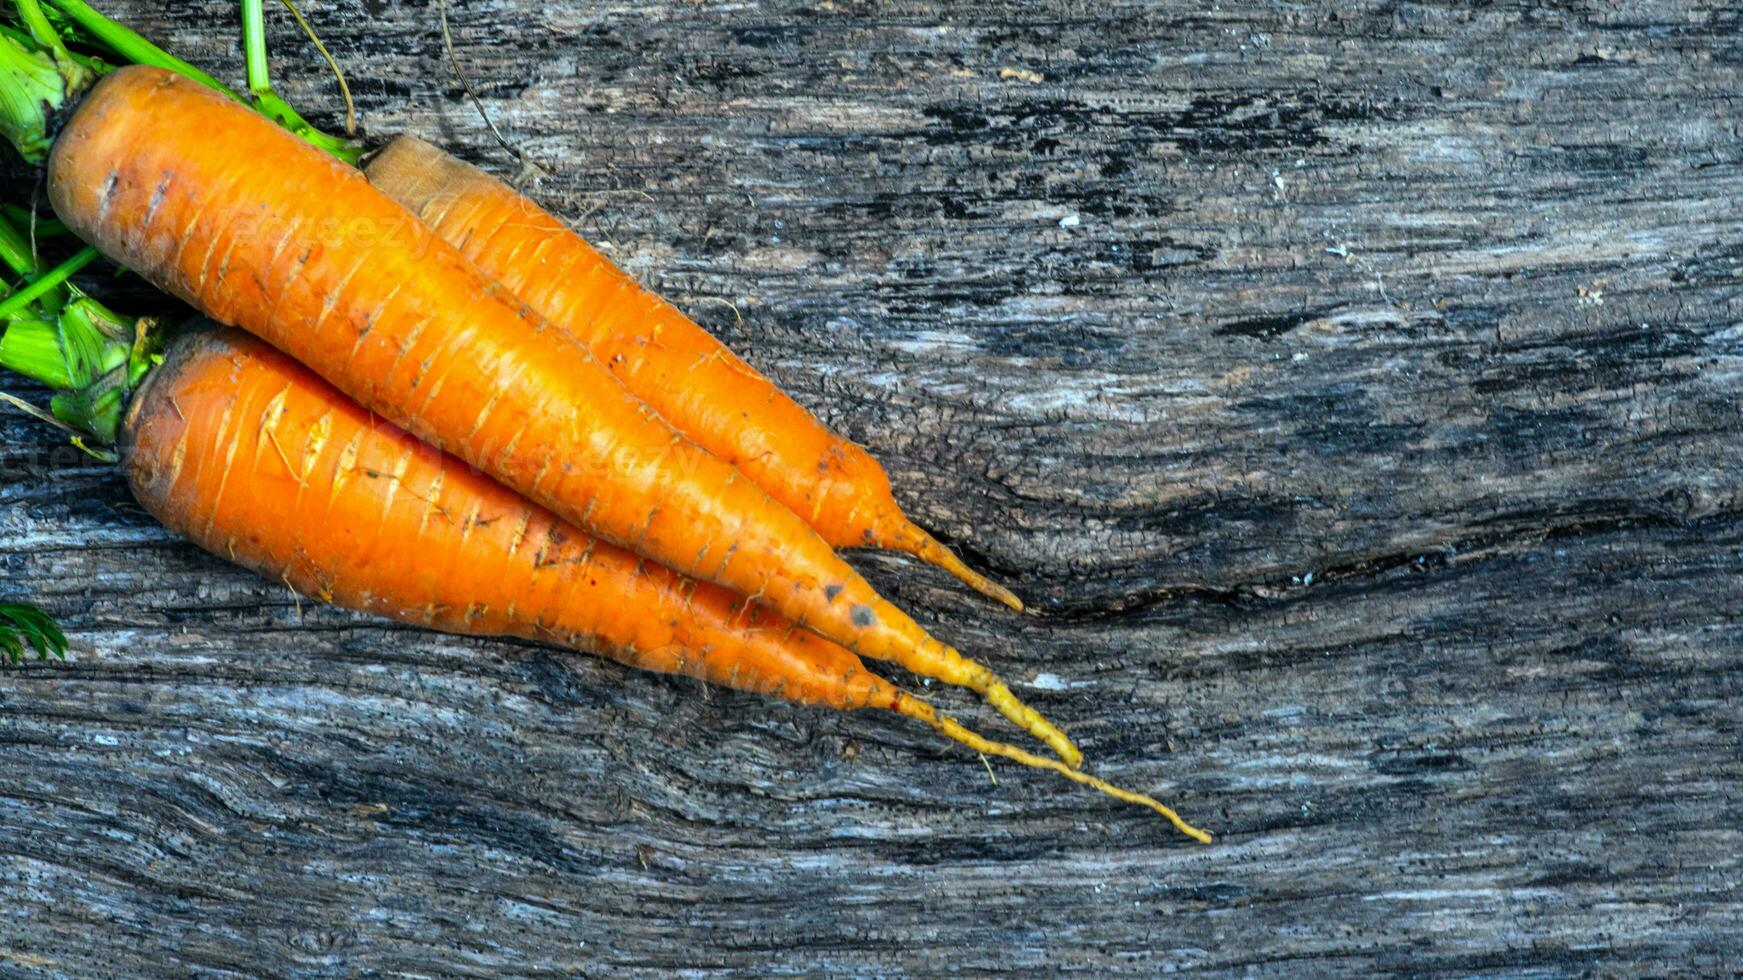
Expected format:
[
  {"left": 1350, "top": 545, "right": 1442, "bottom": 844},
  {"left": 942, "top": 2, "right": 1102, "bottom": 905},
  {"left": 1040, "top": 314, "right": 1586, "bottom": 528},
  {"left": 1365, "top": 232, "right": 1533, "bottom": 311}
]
[
  {"left": 50, "top": 67, "right": 1076, "bottom": 764},
  {"left": 123, "top": 328, "right": 1206, "bottom": 841},
  {"left": 365, "top": 135, "right": 1022, "bottom": 612}
]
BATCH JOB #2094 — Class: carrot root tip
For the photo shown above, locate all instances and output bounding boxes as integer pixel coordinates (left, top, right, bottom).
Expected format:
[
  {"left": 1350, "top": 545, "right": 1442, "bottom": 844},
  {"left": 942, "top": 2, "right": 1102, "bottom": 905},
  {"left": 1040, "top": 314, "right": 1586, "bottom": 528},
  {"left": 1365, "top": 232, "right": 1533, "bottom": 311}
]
[
  {"left": 980, "top": 675, "right": 1083, "bottom": 769},
  {"left": 888, "top": 521, "right": 1025, "bottom": 613},
  {"left": 893, "top": 694, "right": 1211, "bottom": 843}
]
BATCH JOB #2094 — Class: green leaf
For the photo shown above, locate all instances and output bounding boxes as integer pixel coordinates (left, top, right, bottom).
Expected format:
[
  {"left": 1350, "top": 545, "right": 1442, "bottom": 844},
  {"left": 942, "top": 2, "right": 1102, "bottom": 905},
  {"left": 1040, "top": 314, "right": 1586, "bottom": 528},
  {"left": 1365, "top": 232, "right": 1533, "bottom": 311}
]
[{"left": 0, "top": 602, "right": 67, "bottom": 664}]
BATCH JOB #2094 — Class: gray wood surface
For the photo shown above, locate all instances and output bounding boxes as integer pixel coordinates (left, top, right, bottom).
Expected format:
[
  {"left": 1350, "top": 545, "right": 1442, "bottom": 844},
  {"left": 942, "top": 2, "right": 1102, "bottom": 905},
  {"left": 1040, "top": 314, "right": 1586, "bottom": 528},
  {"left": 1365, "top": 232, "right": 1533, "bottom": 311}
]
[{"left": 3, "top": 0, "right": 1741, "bottom": 974}]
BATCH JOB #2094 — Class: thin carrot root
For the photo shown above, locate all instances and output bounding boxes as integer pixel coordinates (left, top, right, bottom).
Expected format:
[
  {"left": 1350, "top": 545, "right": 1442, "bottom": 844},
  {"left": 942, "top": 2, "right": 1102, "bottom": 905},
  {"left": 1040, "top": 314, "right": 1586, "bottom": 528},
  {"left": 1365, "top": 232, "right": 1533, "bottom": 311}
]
[
  {"left": 893, "top": 693, "right": 1211, "bottom": 843},
  {"left": 890, "top": 520, "right": 1025, "bottom": 613},
  {"left": 915, "top": 638, "right": 1081, "bottom": 766},
  {"left": 966, "top": 663, "right": 1082, "bottom": 768}
]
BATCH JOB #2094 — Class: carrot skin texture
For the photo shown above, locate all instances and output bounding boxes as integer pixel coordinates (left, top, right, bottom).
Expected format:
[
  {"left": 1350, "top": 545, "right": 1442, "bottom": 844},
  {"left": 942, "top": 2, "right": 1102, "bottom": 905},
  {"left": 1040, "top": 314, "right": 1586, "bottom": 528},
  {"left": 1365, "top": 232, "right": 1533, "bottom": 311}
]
[
  {"left": 365, "top": 136, "right": 1022, "bottom": 612},
  {"left": 51, "top": 67, "right": 1075, "bottom": 763},
  {"left": 124, "top": 328, "right": 898, "bottom": 710}
]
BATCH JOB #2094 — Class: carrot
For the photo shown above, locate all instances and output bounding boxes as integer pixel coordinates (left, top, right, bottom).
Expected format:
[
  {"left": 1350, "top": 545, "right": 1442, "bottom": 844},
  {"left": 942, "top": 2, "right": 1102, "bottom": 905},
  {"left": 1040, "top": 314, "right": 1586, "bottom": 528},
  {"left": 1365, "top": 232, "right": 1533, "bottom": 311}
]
[
  {"left": 122, "top": 326, "right": 1206, "bottom": 841},
  {"left": 41, "top": 66, "right": 1080, "bottom": 765},
  {"left": 364, "top": 136, "right": 1024, "bottom": 612}
]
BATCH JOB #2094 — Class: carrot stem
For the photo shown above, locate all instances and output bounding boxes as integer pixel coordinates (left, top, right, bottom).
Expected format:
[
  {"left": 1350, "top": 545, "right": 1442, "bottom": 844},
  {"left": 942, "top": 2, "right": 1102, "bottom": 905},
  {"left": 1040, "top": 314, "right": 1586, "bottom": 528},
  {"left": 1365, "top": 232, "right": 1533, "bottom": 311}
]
[
  {"left": 239, "top": 0, "right": 268, "bottom": 95},
  {"left": 892, "top": 693, "right": 1212, "bottom": 843},
  {"left": 0, "top": 213, "right": 40, "bottom": 284},
  {"left": 0, "top": 318, "right": 73, "bottom": 387},
  {"left": 0, "top": 244, "right": 94, "bottom": 322},
  {"left": 0, "top": 209, "right": 151, "bottom": 441},
  {"left": 38, "top": 0, "right": 362, "bottom": 163},
  {"left": 234, "top": 0, "right": 361, "bottom": 164},
  {"left": 14, "top": 0, "right": 68, "bottom": 62},
  {"left": 43, "top": 0, "right": 232, "bottom": 96},
  {"left": 0, "top": 208, "right": 75, "bottom": 314},
  {"left": 14, "top": 0, "right": 92, "bottom": 94},
  {"left": 1, "top": 205, "right": 67, "bottom": 237}
]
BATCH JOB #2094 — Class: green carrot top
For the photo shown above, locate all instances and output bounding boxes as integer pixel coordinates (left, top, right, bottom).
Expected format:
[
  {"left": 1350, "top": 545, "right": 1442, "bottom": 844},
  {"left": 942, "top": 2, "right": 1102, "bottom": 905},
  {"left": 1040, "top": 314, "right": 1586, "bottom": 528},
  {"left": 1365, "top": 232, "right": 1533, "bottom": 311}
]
[{"left": 0, "top": 0, "right": 360, "bottom": 165}]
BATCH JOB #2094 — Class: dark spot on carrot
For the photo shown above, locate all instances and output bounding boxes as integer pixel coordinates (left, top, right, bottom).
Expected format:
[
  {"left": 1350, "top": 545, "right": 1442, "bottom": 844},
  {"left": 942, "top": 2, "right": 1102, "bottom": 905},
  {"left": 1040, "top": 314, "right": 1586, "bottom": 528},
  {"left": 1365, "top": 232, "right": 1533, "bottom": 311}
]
[
  {"left": 145, "top": 175, "right": 172, "bottom": 223},
  {"left": 548, "top": 525, "right": 568, "bottom": 545},
  {"left": 850, "top": 604, "right": 876, "bottom": 628},
  {"left": 824, "top": 583, "right": 843, "bottom": 601}
]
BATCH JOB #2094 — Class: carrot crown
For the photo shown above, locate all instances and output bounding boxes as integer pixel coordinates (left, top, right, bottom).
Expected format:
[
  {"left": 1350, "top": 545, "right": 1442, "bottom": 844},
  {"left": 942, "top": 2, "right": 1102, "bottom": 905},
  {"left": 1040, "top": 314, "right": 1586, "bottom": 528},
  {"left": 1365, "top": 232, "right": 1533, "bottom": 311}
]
[
  {"left": 0, "top": 0, "right": 361, "bottom": 163},
  {"left": 0, "top": 0, "right": 355, "bottom": 442},
  {"left": 0, "top": 215, "right": 154, "bottom": 450},
  {"left": 0, "top": 25, "right": 77, "bottom": 163},
  {"left": 0, "top": 28, "right": 154, "bottom": 454}
]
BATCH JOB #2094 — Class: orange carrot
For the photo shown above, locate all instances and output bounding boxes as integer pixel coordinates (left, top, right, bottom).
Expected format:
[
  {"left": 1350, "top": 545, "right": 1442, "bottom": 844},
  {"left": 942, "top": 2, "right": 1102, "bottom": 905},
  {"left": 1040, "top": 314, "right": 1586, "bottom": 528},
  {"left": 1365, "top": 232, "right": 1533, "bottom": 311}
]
[
  {"left": 365, "top": 135, "right": 1023, "bottom": 612},
  {"left": 125, "top": 327, "right": 1207, "bottom": 841},
  {"left": 48, "top": 66, "right": 1078, "bottom": 765}
]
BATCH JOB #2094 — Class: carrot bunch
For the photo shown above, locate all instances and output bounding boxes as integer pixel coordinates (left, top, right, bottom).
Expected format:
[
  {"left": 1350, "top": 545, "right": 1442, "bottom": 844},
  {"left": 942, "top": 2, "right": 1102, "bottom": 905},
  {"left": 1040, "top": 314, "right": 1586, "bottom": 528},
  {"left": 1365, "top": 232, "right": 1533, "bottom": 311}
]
[{"left": 0, "top": 0, "right": 1210, "bottom": 841}]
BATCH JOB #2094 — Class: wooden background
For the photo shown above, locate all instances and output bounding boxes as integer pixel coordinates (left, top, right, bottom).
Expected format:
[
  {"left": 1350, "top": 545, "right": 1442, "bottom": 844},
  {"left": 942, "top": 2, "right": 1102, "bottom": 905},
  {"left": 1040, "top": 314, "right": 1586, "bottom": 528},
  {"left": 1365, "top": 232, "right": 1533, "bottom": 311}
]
[{"left": 3, "top": 0, "right": 1741, "bottom": 974}]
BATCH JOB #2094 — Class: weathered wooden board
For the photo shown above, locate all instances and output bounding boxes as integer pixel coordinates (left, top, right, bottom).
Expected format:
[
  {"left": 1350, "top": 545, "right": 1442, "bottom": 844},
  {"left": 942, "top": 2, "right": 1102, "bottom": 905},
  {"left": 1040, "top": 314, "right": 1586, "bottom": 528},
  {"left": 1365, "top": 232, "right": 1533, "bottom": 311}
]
[{"left": 2, "top": 0, "right": 1741, "bottom": 974}]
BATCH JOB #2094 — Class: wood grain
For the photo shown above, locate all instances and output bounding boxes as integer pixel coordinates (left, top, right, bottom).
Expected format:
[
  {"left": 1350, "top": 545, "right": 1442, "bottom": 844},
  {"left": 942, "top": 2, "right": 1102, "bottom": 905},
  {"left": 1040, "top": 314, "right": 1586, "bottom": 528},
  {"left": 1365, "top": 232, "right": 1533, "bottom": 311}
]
[{"left": 2, "top": 1, "right": 1740, "bottom": 974}]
